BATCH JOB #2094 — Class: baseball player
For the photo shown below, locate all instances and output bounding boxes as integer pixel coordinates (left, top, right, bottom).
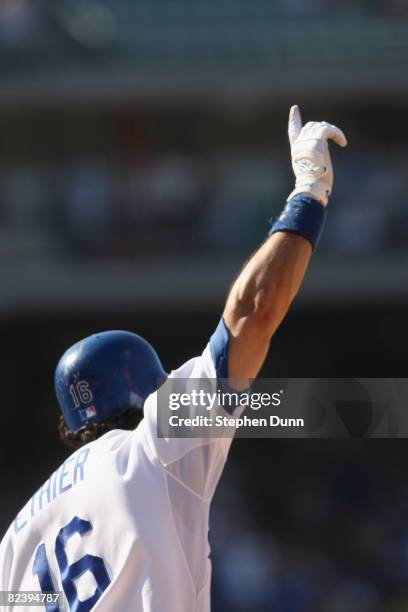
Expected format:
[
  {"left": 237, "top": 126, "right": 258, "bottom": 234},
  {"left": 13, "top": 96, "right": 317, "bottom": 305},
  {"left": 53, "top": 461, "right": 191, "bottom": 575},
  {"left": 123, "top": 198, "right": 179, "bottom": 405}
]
[{"left": 0, "top": 106, "right": 346, "bottom": 611}]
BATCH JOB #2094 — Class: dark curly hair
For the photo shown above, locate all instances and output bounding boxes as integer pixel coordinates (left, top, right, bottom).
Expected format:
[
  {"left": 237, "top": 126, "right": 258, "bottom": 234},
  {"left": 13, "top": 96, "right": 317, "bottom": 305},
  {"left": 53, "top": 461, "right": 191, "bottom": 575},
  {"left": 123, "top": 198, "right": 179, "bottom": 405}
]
[{"left": 58, "top": 408, "right": 143, "bottom": 450}]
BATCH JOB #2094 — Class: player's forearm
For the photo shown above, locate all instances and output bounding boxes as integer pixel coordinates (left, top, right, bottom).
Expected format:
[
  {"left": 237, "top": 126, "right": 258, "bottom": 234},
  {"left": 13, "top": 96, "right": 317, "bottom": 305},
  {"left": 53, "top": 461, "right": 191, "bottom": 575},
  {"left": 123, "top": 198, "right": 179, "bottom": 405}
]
[{"left": 223, "top": 232, "right": 311, "bottom": 378}]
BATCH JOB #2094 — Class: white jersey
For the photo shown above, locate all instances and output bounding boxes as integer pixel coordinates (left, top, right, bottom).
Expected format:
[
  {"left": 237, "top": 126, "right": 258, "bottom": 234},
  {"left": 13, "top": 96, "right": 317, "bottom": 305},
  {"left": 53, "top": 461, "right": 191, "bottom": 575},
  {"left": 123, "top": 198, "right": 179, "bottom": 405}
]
[{"left": 0, "top": 334, "right": 239, "bottom": 612}]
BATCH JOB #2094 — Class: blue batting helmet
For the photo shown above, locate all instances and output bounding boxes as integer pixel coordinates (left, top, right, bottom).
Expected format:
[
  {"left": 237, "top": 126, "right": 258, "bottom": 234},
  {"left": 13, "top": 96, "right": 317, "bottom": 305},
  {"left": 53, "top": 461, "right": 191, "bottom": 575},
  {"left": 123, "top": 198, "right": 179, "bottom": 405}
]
[{"left": 55, "top": 330, "right": 167, "bottom": 432}]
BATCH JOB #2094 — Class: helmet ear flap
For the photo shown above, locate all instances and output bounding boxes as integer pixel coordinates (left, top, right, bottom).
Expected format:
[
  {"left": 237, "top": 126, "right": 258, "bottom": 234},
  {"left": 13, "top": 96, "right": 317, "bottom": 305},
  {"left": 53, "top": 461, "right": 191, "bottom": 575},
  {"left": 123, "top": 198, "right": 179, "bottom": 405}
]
[{"left": 55, "top": 330, "right": 167, "bottom": 432}]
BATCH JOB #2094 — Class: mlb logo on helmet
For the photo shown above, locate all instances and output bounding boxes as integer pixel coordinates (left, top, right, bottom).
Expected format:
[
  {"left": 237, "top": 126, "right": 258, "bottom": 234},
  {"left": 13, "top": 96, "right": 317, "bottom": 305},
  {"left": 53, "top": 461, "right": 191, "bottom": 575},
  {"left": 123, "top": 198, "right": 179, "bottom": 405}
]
[{"left": 79, "top": 405, "right": 97, "bottom": 421}]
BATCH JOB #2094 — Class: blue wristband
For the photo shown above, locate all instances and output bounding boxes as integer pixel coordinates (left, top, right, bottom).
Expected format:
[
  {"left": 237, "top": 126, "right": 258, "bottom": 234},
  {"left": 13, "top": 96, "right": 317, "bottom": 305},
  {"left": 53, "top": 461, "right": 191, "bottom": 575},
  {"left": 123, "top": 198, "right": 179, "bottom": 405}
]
[{"left": 268, "top": 195, "right": 326, "bottom": 251}]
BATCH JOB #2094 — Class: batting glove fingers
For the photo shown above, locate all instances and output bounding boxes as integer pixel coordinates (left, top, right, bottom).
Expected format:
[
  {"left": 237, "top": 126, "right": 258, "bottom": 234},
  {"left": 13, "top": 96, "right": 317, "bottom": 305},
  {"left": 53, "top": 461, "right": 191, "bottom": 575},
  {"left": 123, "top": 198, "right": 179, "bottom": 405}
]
[{"left": 287, "top": 106, "right": 347, "bottom": 206}]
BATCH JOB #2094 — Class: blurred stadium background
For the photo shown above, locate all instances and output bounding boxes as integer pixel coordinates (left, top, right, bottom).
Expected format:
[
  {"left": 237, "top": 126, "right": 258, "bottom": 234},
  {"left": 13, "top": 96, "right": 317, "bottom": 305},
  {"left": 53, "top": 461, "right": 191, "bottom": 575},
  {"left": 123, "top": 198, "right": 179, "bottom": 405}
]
[{"left": 1, "top": 1, "right": 408, "bottom": 610}]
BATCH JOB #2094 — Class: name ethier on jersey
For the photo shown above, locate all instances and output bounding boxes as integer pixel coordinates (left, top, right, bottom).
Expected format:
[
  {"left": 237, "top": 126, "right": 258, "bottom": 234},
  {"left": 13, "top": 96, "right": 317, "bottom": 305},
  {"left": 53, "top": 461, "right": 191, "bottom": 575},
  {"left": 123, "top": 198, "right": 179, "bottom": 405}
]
[{"left": 13, "top": 447, "right": 90, "bottom": 535}]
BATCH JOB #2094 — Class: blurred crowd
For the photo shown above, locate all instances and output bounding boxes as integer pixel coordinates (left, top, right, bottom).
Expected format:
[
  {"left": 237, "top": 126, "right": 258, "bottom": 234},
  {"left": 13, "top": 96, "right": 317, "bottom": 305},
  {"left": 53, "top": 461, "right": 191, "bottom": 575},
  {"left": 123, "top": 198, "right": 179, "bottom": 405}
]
[
  {"left": 210, "top": 442, "right": 408, "bottom": 612},
  {"left": 0, "top": 147, "right": 407, "bottom": 260},
  {"left": 0, "top": 0, "right": 407, "bottom": 55}
]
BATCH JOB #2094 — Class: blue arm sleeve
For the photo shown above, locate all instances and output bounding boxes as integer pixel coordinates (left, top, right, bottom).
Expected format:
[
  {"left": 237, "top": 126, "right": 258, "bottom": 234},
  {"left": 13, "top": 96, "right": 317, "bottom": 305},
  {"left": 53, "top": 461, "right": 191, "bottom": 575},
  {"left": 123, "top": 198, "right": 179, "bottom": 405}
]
[
  {"left": 209, "top": 318, "right": 251, "bottom": 416},
  {"left": 209, "top": 317, "right": 229, "bottom": 379}
]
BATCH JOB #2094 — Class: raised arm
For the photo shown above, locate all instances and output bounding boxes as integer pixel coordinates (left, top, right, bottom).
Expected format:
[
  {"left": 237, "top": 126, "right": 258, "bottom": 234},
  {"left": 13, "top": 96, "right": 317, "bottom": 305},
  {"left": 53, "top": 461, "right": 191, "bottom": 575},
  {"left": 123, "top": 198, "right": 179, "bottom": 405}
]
[{"left": 223, "top": 106, "right": 347, "bottom": 380}]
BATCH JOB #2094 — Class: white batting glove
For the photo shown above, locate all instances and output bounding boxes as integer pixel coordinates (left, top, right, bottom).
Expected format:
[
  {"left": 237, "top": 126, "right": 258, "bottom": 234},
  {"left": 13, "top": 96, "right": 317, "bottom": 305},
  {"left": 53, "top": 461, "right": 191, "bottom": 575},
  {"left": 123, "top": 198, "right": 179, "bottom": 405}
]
[{"left": 287, "top": 105, "right": 348, "bottom": 206}]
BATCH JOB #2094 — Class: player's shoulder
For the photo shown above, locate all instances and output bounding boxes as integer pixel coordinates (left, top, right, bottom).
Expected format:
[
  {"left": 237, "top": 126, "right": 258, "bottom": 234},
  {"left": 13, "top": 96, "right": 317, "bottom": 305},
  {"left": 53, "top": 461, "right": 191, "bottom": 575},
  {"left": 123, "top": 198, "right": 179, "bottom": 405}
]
[
  {"left": 71, "top": 428, "right": 139, "bottom": 470},
  {"left": 94, "top": 428, "right": 133, "bottom": 449},
  {"left": 70, "top": 428, "right": 130, "bottom": 457},
  {"left": 72, "top": 426, "right": 149, "bottom": 482},
  {"left": 91, "top": 427, "right": 148, "bottom": 463}
]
